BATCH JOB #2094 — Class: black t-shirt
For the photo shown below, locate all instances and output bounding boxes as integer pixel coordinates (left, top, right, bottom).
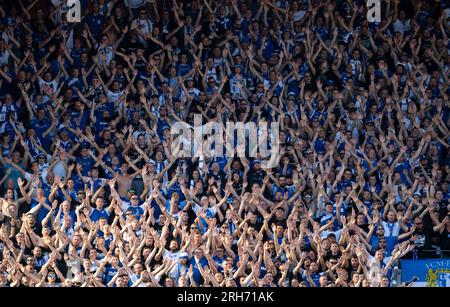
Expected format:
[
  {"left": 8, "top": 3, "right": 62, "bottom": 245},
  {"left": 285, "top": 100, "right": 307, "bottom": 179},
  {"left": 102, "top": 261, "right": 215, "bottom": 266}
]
[
  {"left": 247, "top": 218, "right": 263, "bottom": 233},
  {"left": 422, "top": 57, "right": 439, "bottom": 74},
  {"left": 12, "top": 241, "right": 32, "bottom": 257},
  {"left": 247, "top": 169, "right": 267, "bottom": 190},
  {"left": 0, "top": 215, "right": 12, "bottom": 228},
  {"left": 412, "top": 227, "right": 433, "bottom": 251},
  {"left": 438, "top": 201, "right": 449, "bottom": 220},
  {"left": 29, "top": 222, "right": 43, "bottom": 237},
  {"left": 357, "top": 223, "right": 370, "bottom": 234},
  {"left": 324, "top": 250, "right": 342, "bottom": 262},
  {"left": 118, "top": 38, "right": 143, "bottom": 56},
  {"left": 143, "top": 36, "right": 164, "bottom": 58},
  {"left": 440, "top": 228, "right": 450, "bottom": 252},
  {"left": 347, "top": 265, "right": 360, "bottom": 279},
  {"left": 268, "top": 216, "right": 287, "bottom": 230}
]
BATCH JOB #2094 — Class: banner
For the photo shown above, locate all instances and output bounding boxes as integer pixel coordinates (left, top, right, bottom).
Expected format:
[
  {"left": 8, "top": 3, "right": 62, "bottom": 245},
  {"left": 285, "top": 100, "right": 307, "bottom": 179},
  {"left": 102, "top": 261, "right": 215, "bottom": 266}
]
[{"left": 400, "top": 259, "right": 450, "bottom": 287}]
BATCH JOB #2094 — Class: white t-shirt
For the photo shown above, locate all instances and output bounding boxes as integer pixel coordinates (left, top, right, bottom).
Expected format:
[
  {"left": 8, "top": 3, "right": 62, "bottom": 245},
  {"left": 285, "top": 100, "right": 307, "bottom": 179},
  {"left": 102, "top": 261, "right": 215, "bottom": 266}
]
[
  {"left": 52, "top": 160, "right": 67, "bottom": 180},
  {"left": 39, "top": 79, "right": 58, "bottom": 98},
  {"left": 382, "top": 221, "right": 400, "bottom": 237},
  {"left": 320, "top": 229, "right": 342, "bottom": 242},
  {"left": 0, "top": 32, "right": 8, "bottom": 44},
  {"left": 163, "top": 250, "right": 181, "bottom": 262},
  {"left": 0, "top": 103, "right": 17, "bottom": 122},
  {"left": 367, "top": 255, "right": 391, "bottom": 286},
  {"left": 180, "top": 87, "right": 200, "bottom": 101},
  {"left": 192, "top": 203, "right": 217, "bottom": 217},
  {"left": 97, "top": 45, "right": 114, "bottom": 66},
  {"left": 393, "top": 19, "right": 411, "bottom": 34},
  {"left": 107, "top": 90, "right": 124, "bottom": 104},
  {"left": 293, "top": 10, "right": 307, "bottom": 22},
  {"left": 125, "top": 0, "right": 145, "bottom": 9},
  {"left": 0, "top": 49, "right": 9, "bottom": 66},
  {"left": 132, "top": 18, "right": 153, "bottom": 35}
]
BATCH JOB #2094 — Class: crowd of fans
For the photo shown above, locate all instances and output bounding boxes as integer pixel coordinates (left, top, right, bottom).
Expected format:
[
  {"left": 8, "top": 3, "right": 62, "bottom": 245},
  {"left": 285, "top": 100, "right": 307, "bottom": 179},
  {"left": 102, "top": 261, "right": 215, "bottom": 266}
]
[{"left": 0, "top": 0, "right": 448, "bottom": 288}]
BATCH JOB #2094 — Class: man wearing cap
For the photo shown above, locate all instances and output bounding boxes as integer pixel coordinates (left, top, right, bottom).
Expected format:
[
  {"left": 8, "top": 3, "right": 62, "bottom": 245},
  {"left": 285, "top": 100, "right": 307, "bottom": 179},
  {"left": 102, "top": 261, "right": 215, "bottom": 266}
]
[
  {"left": 168, "top": 251, "right": 190, "bottom": 281},
  {"left": 109, "top": 178, "right": 144, "bottom": 219}
]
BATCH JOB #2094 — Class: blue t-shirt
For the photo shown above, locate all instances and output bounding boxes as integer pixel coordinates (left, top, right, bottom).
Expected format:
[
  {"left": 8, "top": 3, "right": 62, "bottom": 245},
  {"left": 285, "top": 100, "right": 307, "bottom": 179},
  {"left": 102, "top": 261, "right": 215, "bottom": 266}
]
[
  {"left": 213, "top": 255, "right": 226, "bottom": 273},
  {"left": 84, "top": 13, "right": 105, "bottom": 36},
  {"left": 31, "top": 198, "right": 51, "bottom": 225},
  {"left": 124, "top": 205, "right": 144, "bottom": 219},
  {"left": 90, "top": 208, "right": 110, "bottom": 222},
  {"left": 189, "top": 257, "right": 208, "bottom": 285},
  {"left": 76, "top": 156, "right": 95, "bottom": 176},
  {"left": 105, "top": 265, "right": 119, "bottom": 285}
]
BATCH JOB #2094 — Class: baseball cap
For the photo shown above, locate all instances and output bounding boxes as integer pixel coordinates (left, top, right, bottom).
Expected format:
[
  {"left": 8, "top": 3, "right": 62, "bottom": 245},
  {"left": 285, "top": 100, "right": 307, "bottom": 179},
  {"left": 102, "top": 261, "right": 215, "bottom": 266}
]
[
  {"left": 287, "top": 92, "right": 296, "bottom": 97},
  {"left": 207, "top": 75, "right": 217, "bottom": 82},
  {"left": 365, "top": 119, "right": 375, "bottom": 126}
]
